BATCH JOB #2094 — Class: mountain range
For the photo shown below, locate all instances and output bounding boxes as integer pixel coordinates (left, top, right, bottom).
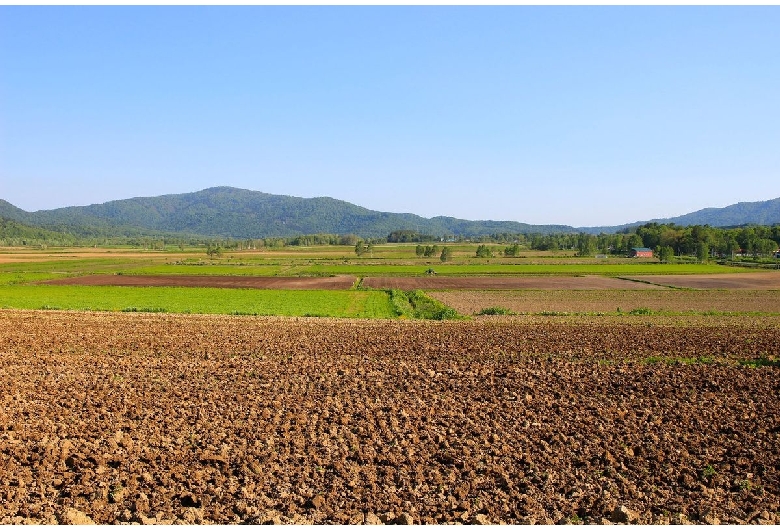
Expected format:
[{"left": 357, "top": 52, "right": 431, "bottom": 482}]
[
  {"left": 580, "top": 197, "right": 780, "bottom": 235},
  {"left": 1, "top": 187, "right": 778, "bottom": 240}
]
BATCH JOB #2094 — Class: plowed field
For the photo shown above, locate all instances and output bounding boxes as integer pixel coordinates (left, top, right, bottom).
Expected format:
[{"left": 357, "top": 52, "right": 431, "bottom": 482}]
[
  {"left": 1, "top": 310, "right": 779, "bottom": 525},
  {"left": 629, "top": 272, "right": 780, "bottom": 289},
  {"left": 44, "top": 274, "right": 357, "bottom": 290},
  {"left": 362, "top": 276, "right": 662, "bottom": 290},
  {"left": 431, "top": 289, "right": 780, "bottom": 315}
]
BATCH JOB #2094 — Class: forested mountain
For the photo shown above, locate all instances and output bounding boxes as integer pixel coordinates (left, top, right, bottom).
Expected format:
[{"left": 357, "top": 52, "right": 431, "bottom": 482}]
[
  {"left": 659, "top": 198, "right": 780, "bottom": 227},
  {"left": 579, "top": 197, "right": 780, "bottom": 234},
  {"left": 0, "top": 187, "right": 573, "bottom": 239},
  {"left": 2, "top": 188, "right": 778, "bottom": 241},
  {"left": 0, "top": 216, "right": 78, "bottom": 245}
]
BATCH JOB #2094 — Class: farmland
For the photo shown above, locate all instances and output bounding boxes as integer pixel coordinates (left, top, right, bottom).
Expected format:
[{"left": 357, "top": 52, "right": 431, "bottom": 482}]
[
  {"left": 0, "top": 285, "right": 392, "bottom": 318},
  {"left": 431, "top": 289, "right": 780, "bottom": 316},
  {"left": 0, "top": 245, "right": 779, "bottom": 524},
  {"left": 1, "top": 311, "right": 779, "bottom": 525},
  {"left": 0, "top": 245, "right": 772, "bottom": 318}
]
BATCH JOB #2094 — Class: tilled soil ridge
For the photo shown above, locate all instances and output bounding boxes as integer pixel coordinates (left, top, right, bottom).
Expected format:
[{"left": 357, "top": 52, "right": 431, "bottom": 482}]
[{"left": 0, "top": 310, "right": 778, "bottom": 524}]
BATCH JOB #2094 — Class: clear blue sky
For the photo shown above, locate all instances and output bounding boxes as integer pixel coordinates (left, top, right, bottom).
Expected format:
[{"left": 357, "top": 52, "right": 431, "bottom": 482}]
[{"left": 1, "top": 6, "right": 778, "bottom": 227}]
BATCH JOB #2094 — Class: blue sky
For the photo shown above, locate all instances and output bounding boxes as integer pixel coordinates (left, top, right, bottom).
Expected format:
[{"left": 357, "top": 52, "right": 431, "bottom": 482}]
[{"left": 1, "top": 6, "right": 778, "bottom": 227}]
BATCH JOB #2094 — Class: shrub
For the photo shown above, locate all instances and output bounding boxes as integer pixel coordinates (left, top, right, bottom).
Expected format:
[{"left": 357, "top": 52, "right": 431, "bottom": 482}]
[
  {"left": 476, "top": 307, "right": 515, "bottom": 316},
  {"left": 391, "top": 290, "right": 460, "bottom": 320},
  {"left": 628, "top": 307, "right": 655, "bottom": 315}
]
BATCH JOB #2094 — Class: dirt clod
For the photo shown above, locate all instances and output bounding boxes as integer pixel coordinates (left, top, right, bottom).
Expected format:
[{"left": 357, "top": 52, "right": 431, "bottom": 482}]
[
  {"left": 308, "top": 495, "right": 325, "bottom": 510},
  {"left": 471, "top": 513, "right": 491, "bottom": 525},
  {"left": 57, "top": 508, "right": 95, "bottom": 525},
  {"left": 611, "top": 505, "right": 639, "bottom": 524}
]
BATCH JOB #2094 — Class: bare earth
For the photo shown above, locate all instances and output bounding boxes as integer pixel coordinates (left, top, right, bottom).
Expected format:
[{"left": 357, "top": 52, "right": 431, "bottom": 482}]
[
  {"left": 1, "top": 310, "right": 778, "bottom": 525},
  {"left": 362, "top": 276, "right": 663, "bottom": 290},
  {"left": 628, "top": 272, "right": 780, "bottom": 289},
  {"left": 43, "top": 274, "right": 357, "bottom": 290},
  {"left": 0, "top": 251, "right": 186, "bottom": 263},
  {"left": 431, "top": 289, "right": 780, "bottom": 315}
]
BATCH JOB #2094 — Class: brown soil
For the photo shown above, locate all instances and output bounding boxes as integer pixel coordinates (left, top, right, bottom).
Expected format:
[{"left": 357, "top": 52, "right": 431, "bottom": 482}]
[
  {"left": 432, "top": 289, "right": 780, "bottom": 315},
  {"left": 1, "top": 310, "right": 778, "bottom": 525},
  {"left": 43, "top": 274, "right": 357, "bottom": 290},
  {"left": 0, "top": 251, "right": 187, "bottom": 263},
  {"left": 629, "top": 272, "right": 780, "bottom": 289},
  {"left": 362, "top": 275, "right": 663, "bottom": 290}
]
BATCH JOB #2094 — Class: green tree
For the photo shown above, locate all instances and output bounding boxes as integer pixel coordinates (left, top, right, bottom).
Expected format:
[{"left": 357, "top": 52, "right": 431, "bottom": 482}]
[
  {"left": 696, "top": 241, "right": 709, "bottom": 263},
  {"left": 355, "top": 239, "right": 368, "bottom": 256},
  {"left": 626, "top": 234, "right": 644, "bottom": 251},
  {"left": 340, "top": 234, "right": 359, "bottom": 246},
  {"left": 422, "top": 244, "right": 439, "bottom": 257},
  {"left": 206, "top": 244, "right": 222, "bottom": 258},
  {"left": 440, "top": 247, "right": 453, "bottom": 262},
  {"left": 354, "top": 240, "right": 371, "bottom": 256},
  {"left": 576, "top": 234, "right": 597, "bottom": 257},
  {"left": 656, "top": 245, "right": 674, "bottom": 263},
  {"left": 415, "top": 245, "right": 424, "bottom": 257},
  {"left": 757, "top": 238, "right": 777, "bottom": 258},
  {"left": 475, "top": 244, "right": 493, "bottom": 258}
]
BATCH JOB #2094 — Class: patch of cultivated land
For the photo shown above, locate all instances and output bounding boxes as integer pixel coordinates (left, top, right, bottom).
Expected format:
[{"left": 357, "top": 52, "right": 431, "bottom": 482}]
[
  {"left": 1, "top": 310, "right": 778, "bottom": 525},
  {"left": 431, "top": 289, "right": 780, "bottom": 315},
  {"left": 44, "top": 274, "right": 357, "bottom": 290},
  {"left": 629, "top": 272, "right": 780, "bottom": 289},
  {"left": 362, "top": 276, "right": 663, "bottom": 290}
]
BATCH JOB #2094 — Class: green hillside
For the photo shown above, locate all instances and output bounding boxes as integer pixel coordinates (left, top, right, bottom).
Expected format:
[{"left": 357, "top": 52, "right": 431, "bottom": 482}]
[
  {"left": 3, "top": 188, "right": 779, "bottom": 240},
  {"left": 0, "top": 216, "right": 78, "bottom": 246},
  {"left": 0, "top": 187, "right": 573, "bottom": 239},
  {"left": 581, "top": 197, "right": 780, "bottom": 234},
  {"left": 665, "top": 198, "right": 780, "bottom": 227}
]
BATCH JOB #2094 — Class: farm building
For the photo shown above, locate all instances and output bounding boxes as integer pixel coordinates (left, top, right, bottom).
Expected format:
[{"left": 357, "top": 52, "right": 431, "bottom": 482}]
[{"left": 629, "top": 247, "right": 654, "bottom": 258}]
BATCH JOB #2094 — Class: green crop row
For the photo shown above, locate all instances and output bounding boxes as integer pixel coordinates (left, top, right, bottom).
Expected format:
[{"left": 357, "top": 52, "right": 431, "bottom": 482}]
[
  {"left": 0, "top": 285, "right": 395, "bottom": 318},
  {"left": 388, "top": 289, "right": 460, "bottom": 320}
]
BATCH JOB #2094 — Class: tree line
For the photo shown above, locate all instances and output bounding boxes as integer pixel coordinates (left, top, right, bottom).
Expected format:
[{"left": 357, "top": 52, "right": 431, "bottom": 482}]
[
  {"left": 3, "top": 214, "right": 778, "bottom": 261},
  {"left": 544, "top": 224, "right": 780, "bottom": 260}
]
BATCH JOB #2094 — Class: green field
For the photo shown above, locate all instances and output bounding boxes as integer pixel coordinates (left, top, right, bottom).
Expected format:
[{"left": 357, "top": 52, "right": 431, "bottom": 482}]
[
  {"left": 0, "top": 245, "right": 772, "bottom": 319},
  {"left": 0, "top": 285, "right": 395, "bottom": 318}
]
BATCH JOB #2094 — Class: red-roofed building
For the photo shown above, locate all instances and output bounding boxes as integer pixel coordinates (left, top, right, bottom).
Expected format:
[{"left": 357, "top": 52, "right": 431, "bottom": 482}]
[{"left": 629, "top": 247, "right": 654, "bottom": 258}]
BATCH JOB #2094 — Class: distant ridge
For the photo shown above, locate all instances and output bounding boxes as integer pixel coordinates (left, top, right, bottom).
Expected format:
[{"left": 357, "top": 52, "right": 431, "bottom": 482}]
[
  {"left": 0, "top": 187, "right": 573, "bottom": 239},
  {"left": 578, "top": 197, "right": 780, "bottom": 234},
  {"left": 1, "top": 188, "right": 778, "bottom": 239}
]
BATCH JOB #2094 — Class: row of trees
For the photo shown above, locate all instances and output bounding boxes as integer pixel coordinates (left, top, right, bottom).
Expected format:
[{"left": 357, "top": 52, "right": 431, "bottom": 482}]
[
  {"left": 387, "top": 230, "right": 439, "bottom": 243},
  {"left": 523, "top": 224, "right": 780, "bottom": 259},
  {"left": 634, "top": 223, "right": 780, "bottom": 258},
  {"left": 415, "top": 244, "right": 440, "bottom": 257}
]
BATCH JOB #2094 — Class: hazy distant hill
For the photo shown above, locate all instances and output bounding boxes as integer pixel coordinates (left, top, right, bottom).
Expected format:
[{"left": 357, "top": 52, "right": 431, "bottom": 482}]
[
  {"left": 579, "top": 197, "right": 780, "bottom": 234},
  {"left": 0, "top": 187, "right": 573, "bottom": 239},
  {"left": 662, "top": 198, "right": 780, "bottom": 226}
]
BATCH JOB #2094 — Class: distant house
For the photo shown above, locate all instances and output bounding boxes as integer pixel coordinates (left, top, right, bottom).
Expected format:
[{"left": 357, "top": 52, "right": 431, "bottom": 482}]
[{"left": 630, "top": 247, "right": 654, "bottom": 258}]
